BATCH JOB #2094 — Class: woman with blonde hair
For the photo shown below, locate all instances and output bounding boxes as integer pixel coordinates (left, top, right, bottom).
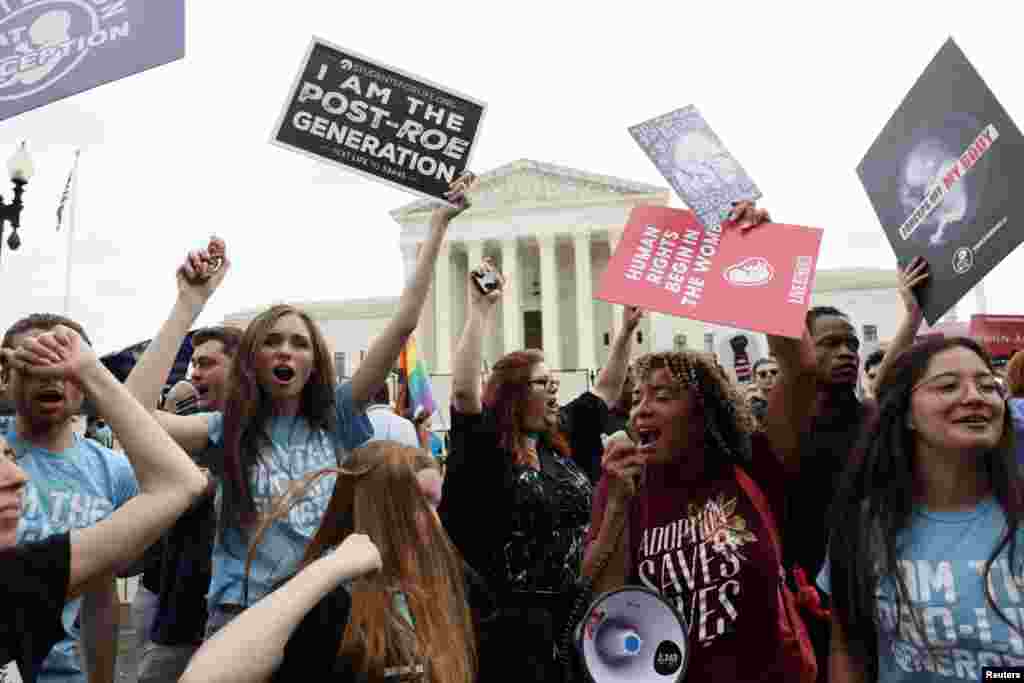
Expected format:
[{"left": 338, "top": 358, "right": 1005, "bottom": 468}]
[{"left": 181, "top": 440, "right": 484, "bottom": 683}]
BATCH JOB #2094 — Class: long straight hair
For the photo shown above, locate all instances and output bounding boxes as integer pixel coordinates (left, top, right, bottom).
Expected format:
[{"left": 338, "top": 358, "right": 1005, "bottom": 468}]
[
  {"left": 218, "top": 304, "right": 339, "bottom": 536},
  {"left": 249, "top": 441, "right": 476, "bottom": 683},
  {"left": 482, "top": 349, "right": 570, "bottom": 465},
  {"left": 829, "top": 337, "right": 1024, "bottom": 680}
]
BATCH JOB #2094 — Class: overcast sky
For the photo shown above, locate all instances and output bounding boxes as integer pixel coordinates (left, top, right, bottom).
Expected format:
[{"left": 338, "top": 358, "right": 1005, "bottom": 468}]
[{"left": 0, "top": 1, "right": 1021, "bottom": 354}]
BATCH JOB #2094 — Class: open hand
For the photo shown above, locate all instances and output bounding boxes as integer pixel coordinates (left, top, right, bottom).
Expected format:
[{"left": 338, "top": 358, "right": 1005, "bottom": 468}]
[
  {"left": 0, "top": 325, "right": 96, "bottom": 384},
  {"left": 723, "top": 200, "right": 771, "bottom": 232},
  {"left": 176, "top": 236, "right": 229, "bottom": 308},
  {"left": 898, "top": 256, "right": 929, "bottom": 320}
]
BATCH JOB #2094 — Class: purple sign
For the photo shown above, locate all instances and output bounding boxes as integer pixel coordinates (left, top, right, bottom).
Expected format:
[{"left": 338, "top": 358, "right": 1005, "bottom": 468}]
[{"left": 0, "top": 0, "right": 185, "bottom": 122}]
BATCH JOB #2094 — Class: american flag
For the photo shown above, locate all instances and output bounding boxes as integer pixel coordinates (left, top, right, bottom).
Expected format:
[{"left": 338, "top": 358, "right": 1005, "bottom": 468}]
[{"left": 56, "top": 150, "right": 80, "bottom": 231}]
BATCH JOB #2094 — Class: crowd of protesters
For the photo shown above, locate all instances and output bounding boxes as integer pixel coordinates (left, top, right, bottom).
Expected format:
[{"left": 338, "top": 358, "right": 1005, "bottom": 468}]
[{"left": 3, "top": 180, "right": 1024, "bottom": 683}]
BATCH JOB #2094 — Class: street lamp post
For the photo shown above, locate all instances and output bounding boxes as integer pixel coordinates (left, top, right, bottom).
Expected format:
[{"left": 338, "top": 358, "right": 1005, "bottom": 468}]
[{"left": 0, "top": 141, "right": 36, "bottom": 264}]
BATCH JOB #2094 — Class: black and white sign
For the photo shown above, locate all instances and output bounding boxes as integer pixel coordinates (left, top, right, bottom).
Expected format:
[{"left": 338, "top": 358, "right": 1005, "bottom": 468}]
[
  {"left": 271, "top": 37, "right": 486, "bottom": 203},
  {"left": 858, "top": 38, "right": 1024, "bottom": 324}
]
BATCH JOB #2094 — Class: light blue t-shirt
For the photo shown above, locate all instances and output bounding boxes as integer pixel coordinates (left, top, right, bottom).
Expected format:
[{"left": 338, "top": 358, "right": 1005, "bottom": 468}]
[
  {"left": 819, "top": 498, "right": 1024, "bottom": 681},
  {"left": 5, "top": 427, "right": 138, "bottom": 683},
  {"left": 206, "top": 382, "right": 372, "bottom": 609}
]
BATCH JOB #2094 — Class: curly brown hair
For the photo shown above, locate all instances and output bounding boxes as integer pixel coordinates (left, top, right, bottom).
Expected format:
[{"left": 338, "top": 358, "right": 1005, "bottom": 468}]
[{"left": 632, "top": 350, "right": 754, "bottom": 464}]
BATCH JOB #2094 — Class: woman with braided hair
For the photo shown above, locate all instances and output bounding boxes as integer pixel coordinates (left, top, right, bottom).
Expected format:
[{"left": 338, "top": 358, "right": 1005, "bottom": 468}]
[{"left": 583, "top": 334, "right": 820, "bottom": 682}]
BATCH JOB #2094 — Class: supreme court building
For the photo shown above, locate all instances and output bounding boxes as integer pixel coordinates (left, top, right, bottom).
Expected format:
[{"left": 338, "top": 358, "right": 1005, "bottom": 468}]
[
  {"left": 223, "top": 159, "right": 904, "bottom": 426},
  {"left": 391, "top": 159, "right": 672, "bottom": 375}
]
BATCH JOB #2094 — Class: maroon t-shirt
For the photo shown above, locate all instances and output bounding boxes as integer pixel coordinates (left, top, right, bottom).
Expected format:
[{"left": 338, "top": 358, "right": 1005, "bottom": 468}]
[{"left": 588, "top": 434, "right": 798, "bottom": 682}]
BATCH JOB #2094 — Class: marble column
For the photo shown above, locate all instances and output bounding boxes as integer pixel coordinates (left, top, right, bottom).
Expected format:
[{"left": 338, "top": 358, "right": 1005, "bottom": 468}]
[
  {"left": 538, "top": 233, "right": 561, "bottom": 368},
  {"left": 573, "top": 231, "right": 596, "bottom": 370},
  {"left": 433, "top": 241, "right": 452, "bottom": 373},
  {"left": 607, "top": 228, "right": 625, "bottom": 333},
  {"left": 400, "top": 244, "right": 418, "bottom": 285},
  {"left": 501, "top": 237, "right": 522, "bottom": 353}
]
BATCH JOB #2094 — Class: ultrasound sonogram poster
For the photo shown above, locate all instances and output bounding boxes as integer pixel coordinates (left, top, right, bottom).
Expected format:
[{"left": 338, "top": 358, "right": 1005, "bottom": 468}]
[{"left": 858, "top": 38, "right": 1024, "bottom": 325}]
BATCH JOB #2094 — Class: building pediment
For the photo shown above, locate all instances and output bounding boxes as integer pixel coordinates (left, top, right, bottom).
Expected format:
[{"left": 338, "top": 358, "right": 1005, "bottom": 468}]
[{"left": 389, "top": 159, "right": 667, "bottom": 222}]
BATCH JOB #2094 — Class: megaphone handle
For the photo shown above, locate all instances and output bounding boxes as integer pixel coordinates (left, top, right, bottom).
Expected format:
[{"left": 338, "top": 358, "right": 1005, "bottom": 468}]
[{"left": 559, "top": 507, "right": 631, "bottom": 678}]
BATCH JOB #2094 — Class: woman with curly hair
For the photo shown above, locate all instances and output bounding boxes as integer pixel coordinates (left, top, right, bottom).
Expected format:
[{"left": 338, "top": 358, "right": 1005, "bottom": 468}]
[
  {"left": 584, "top": 333, "right": 819, "bottom": 681},
  {"left": 822, "top": 337, "right": 1024, "bottom": 682}
]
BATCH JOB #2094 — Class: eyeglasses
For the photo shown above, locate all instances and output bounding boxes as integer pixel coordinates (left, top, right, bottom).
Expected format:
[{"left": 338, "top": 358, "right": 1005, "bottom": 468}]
[
  {"left": 911, "top": 372, "right": 1006, "bottom": 400},
  {"left": 756, "top": 369, "right": 779, "bottom": 379},
  {"left": 528, "top": 377, "right": 557, "bottom": 391}
]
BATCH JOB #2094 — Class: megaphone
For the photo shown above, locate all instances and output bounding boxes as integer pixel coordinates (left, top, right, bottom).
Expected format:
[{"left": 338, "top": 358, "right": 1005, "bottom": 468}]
[{"left": 576, "top": 586, "right": 688, "bottom": 683}]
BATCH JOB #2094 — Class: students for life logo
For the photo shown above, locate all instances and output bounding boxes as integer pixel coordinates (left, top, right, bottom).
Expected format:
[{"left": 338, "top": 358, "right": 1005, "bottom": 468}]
[
  {"left": 952, "top": 246, "right": 974, "bottom": 275},
  {"left": 723, "top": 256, "right": 774, "bottom": 287},
  {"left": 0, "top": 0, "right": 130, "bottom": 103}
]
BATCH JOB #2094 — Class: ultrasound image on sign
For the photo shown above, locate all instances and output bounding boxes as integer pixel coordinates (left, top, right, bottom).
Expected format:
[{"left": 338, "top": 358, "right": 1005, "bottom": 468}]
[
  {"left": 857, "top": 38, "right": 1024, "bottom": 324},
  {"left": 629, "top": 105, "right": 761, "bottom": 232},
  {"left": 271, "top": 37, "right": 487, "bottom": 203}
]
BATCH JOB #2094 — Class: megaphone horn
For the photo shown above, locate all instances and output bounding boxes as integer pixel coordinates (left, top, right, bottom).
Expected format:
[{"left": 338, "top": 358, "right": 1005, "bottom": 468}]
[{"left": 576, "top": 586, "right": 688, "bottom": 683}]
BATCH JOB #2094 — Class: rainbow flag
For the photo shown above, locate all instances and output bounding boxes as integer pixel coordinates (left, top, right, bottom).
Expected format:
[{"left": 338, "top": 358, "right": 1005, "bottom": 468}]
[{"left": 397, "top": 335, "right": 435, "bottom": 420}]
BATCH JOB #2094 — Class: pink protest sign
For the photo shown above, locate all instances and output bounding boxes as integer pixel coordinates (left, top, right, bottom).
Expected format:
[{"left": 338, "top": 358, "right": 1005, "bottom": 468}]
[{"left": 596, "top": 206, "right": 823, "bottom": 338}]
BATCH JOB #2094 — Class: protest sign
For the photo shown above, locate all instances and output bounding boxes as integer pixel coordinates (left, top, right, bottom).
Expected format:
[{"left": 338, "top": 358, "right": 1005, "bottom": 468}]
[
  {"left": 629, "top": 105, "right": 760, "bottom": 232},
  {"left": 0, "top": 0, "right": 185, "bottom": 122},
  {"left": 968, "top": 314, "right": 1024, "bottom": 360},
  {"left": 596, "top": 206, "right": 822, "bottom": 339},
  {"left": 858, "top": 38, "right": 1024, "bottom": 325},
  {"left": 271, "top": 37, "right": 486, "bottom": 203}
]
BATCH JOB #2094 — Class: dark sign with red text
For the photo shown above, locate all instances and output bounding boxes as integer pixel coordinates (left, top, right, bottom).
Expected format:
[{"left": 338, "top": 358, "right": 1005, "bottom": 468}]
[
  {"left": 858, "top": 38, "right": 1024, "bottom": 324},
  {"left": 270, "top": 37, "right": 486, "bottom": 203},
  {"left": 596, "top": 207, "right": 823, "bottom": 338}
]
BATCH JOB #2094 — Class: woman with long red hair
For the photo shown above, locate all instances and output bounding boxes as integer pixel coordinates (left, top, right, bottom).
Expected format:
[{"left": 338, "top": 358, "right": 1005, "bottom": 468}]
[
  {"left": 181, "top": 441, "right": 486, "bottom": 683},
  {"left": 439, "top": 260, "right": 640, "bottom": 681}
]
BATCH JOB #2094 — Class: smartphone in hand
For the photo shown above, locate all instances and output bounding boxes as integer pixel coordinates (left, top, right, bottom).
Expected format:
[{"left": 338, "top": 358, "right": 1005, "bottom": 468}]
[{"left": 472, "top": 269, "right": 500, "bottom": 295}]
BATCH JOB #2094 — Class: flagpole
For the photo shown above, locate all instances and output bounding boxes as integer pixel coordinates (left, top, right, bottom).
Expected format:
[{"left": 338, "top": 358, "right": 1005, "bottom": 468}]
[{"left": 62, "top": 150, "right": 80, "bottom": 315}]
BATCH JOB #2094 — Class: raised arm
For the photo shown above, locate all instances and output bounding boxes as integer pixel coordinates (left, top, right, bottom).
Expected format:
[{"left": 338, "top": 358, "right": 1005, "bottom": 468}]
[
  {"left": 1, "top": 327, "right": 208, "bottom": 599},
  {"left": 80, "top": 573, "right": 119, "bottom": 683},
  {"left": 592, "top": 307, "right": 642, "bottom": 407},
  {"left": 829, "top": 610, "right": 866, "bottom": 683},
  {"left": 583, "top": 435, "right": 644, "bottom": 593},
  {"left": 350, "top": 175, "right": 474, "bottom": 409},
  {"left": 870, "top": 257, "right": 929, "bottom": 395},
  {"left": 764, "top": 329, "right": 818, "bottom": 475},
  {"left": 180, "top": 534, "right": 381, "bottom": 683},
  {"left": 451, "top": 258, "right": 503, "bottom": 415},
  {"left": 124, "top": 236, "right": 228, "bottom": 455}
]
